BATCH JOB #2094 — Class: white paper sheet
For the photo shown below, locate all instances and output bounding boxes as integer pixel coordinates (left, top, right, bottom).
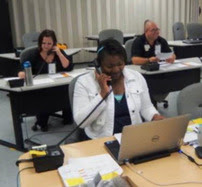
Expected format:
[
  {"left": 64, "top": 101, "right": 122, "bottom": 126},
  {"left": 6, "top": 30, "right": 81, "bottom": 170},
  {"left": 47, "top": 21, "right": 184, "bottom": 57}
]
[
  {"left": 156, "top": 52, "right": 173, "bottom": 60},
  {"left": 58, "top": 154, "right": 123, "bottom": 187},
  {"left": 48, "top": 72, "right": 69, "bottom": 79},
  {"left": 114, "top": 133, "right": 122, "bottom": 144},
  {"left": 33, "top": 78, "right": 54, "bottom": 85}
]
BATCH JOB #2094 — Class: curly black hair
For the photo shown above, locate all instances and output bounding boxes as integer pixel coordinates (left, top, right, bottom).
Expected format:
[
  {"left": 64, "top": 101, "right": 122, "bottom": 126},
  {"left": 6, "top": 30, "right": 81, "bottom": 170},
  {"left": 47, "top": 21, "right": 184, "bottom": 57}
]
[
  {"left": 97, "top": 39, "right": 127, "bottom": 66},
  {"left": 38, "top": 29, "right": 57, "bottom": 51}
]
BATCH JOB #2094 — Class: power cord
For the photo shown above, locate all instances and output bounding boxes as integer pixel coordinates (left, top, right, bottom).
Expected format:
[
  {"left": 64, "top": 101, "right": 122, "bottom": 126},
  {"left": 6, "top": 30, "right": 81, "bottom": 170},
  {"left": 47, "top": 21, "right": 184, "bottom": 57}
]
[
  {"left": 16, "top": 167, "right": 34, "bottom": 187},
  {"left": 24, "top": 129, "right": 76, "bottom": 147},
  {"left": 178, "top": 150, "right": 202, "bottom": 167},
  {"left": 124, "top": 160, "right": 202, "bottom": 186},
  {"left": 16, "top": 158, "right": 33, "bottom": 167}
]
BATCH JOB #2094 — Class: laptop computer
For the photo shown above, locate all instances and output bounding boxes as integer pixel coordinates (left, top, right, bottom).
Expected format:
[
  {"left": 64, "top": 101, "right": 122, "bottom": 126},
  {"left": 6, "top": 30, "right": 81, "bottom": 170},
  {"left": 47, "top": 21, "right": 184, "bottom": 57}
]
[{"left": 104, "top": 114, "right": 190, "bottom": 165}]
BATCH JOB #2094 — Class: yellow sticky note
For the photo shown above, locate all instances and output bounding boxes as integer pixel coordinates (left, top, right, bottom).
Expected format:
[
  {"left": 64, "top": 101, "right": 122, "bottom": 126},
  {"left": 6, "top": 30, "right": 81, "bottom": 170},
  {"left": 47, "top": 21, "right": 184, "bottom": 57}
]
[
  {"left": 101, "top": 172, "right": 119, "bottom": 181},
  {"left": 61, "top": 72, "right": 69, "bottom": 77},
  {"left": 192, "top": 118, "right": 202, "bottom": 124},
  {"left": 66, "top": 177, "right": 85, "bottom": 186}
]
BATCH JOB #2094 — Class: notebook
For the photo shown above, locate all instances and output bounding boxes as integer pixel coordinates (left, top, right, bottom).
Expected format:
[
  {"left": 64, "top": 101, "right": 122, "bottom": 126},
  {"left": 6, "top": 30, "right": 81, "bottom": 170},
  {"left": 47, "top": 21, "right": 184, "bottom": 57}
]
[{"left": 105, "top": 114, "right": 190, "bottom": 165}]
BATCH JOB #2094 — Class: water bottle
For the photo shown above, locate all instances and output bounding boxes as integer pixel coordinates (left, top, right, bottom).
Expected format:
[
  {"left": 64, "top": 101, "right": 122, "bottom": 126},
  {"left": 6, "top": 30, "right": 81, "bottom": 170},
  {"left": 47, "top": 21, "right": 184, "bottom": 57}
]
[{"left": 23, "top": 61, "right": 33, "bottom": 86}]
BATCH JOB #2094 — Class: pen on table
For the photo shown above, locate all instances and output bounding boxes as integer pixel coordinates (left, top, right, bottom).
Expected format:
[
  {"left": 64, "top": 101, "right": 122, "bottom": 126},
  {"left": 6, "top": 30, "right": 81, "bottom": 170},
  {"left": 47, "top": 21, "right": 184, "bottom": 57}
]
[
  {"left": 193, "top": 127, "right": 199, "bottom": 134},
  {"left": 193, "top": 129, "right": 198, "bottom": 134}
]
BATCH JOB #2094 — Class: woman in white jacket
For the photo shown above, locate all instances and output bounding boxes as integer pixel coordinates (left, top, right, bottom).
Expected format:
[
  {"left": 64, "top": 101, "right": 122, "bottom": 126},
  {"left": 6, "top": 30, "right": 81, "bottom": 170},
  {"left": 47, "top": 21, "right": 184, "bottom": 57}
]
[{"left": 73, "top": 39, "right": 164, "bottom": 140}]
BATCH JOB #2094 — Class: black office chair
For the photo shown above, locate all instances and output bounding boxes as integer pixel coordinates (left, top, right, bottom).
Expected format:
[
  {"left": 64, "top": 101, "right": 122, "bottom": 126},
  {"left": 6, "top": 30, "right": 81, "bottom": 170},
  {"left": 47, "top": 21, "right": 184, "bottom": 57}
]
[
  {"left": 177, "top": 83, "right": 202, "bottom": 119},
  {"left": 22, "top": 32, "right": 40, "bottom": 48},
  {"left": 172, "top": 22, "right": 186, "bottom": 40},
  {"left": 187, "top": 23, "right": 202, "bottom": 39},
  {"left": 20, "top": 45, "right": 38, "bottom": 64},
  {"left": 152, "top": 93, "right": 169, "bottom": 108},
  {"left": 125, "top": 37, "right": 136, "bottom": 64},
  {"left": 99, "top": 29, "right": 124, "bottom": 45},
  {"left": 66, "top": 73, "right": 89, "bottom": 142}
]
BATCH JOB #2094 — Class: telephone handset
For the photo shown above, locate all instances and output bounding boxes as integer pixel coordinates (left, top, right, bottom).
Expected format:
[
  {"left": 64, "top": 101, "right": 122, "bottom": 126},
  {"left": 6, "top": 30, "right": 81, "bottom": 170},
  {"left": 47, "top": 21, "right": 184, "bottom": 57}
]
[
  {"left": 47, "top": 46, "right": 56, "bottom": 56},
  {"left": 93, "top": 59, "right": 101, "bottom": 74},
  {"left": 94, "top": 59, "right": 111, "bottom": 85},
  {"left": 95, "top": 66, "right": 102, "bottom": 75},
  {"left": 47, "top": 50, "right": 53, "bottom": 56}
]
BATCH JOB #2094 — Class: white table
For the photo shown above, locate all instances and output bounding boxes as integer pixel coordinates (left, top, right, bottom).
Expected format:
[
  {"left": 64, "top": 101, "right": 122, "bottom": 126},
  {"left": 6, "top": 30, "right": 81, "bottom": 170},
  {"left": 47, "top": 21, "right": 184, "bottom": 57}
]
[
  {"left": 168, "top": 40, "right": 202, "bottom": 58},
  {"left": 0, "top": 48, "right": 82, "bottom": 77},
  {"left": 86, "top": 33, "right": 136, "bottom": 41},
  {"left": 168, "top": 40, "right": 202, "bottom": 47},
  {"left": 1, "top": 57, "right": 201, "bottom": 151},
  {"left": 0, "top": 53, "right": 19, "bottom": 60},
  {"left": 0, "top": 48, "right": 82, "bottom": 61},
  {"left": 0, "top": 68, "right": 92, "bottom": 151},
  {"left": 83, "top": 45, "right": 125, "bottom": 53}
]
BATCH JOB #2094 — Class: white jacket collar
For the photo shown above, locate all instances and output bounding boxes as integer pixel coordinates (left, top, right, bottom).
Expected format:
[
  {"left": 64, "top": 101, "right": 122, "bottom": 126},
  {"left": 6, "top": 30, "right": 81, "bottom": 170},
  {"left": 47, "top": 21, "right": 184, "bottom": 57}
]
[{"left": 123, "top": 67, "right": 137, "bottom": 82}]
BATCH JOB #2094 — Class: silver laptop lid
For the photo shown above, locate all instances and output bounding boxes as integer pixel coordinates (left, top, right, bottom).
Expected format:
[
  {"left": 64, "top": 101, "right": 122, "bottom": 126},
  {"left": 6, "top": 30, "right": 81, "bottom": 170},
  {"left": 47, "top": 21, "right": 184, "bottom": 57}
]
[{"left": 118, "top": 114, "right": 190, "bottom": 162}]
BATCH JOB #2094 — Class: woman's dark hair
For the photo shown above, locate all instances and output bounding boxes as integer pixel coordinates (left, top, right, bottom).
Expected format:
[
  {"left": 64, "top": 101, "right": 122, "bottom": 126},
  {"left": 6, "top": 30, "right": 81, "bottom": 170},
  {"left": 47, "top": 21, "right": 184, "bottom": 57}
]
[
  {"left": 97, "top": 39, "right": 127, "bottom": 66},
  {"left": 38, "top": 29, "right": 57, "bottom": 51}
]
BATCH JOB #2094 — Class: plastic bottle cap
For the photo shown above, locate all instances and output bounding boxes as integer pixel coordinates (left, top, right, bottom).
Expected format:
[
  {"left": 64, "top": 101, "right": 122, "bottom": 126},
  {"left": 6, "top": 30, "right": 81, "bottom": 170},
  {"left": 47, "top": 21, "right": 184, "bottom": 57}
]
[{"left": 23, "top": 61, "right": 31, "bottom": 68}]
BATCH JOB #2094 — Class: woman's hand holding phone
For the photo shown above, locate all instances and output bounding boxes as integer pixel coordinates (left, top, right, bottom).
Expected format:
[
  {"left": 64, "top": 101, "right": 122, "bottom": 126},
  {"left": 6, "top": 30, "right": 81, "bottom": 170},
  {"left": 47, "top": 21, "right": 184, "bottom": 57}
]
[
  {"left": 95, "top": 70, "right": 111, "bottom": 98},
  {"left": 52, "top": 45, "right": 61, "bottom": 56}
]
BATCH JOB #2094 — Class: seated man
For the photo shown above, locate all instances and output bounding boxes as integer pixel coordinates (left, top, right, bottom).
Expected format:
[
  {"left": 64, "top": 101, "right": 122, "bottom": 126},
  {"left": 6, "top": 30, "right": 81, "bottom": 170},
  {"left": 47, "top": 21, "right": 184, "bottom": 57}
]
[
  {"left": 131, "top": 20, "right": 176, "bottom": 65},
  {"left": 131, "top": 20, "right": 176, "bottom": 106}
]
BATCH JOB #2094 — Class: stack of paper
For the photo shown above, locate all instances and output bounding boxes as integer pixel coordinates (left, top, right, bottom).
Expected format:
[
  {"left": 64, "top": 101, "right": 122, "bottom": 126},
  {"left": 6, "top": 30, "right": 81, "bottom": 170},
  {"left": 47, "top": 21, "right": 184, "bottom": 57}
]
[
  {"left": 183, "top": 124, "right": 201, "bottom": 145},
  {"left": 58, "top": 154, "right": 123, "bottom": 187}
]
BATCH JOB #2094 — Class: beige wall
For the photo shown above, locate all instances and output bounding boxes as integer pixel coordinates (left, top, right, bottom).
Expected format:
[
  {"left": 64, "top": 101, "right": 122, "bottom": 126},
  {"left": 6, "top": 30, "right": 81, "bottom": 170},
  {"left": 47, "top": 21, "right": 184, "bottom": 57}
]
[{"left": 9, "top": 0, "right": 199, "bottom": 62}]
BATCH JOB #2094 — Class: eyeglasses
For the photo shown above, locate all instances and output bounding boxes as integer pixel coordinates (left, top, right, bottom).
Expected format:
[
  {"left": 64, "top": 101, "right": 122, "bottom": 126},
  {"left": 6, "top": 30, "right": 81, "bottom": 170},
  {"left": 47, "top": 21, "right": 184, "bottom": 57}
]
[{"left": 149, "top": 28, "right": 160, "bottom": 33}]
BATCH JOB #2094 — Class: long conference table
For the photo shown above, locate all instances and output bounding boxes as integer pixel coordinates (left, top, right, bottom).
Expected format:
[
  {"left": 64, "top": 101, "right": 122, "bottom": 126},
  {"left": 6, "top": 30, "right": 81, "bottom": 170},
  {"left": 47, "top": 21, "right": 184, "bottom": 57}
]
[
  {"left": 127, "top": 57, "right": 202, "bottom": 96},
  {"left": 0, "top": 68, "right": 89, "bottom": 152},
  {"left": 0, "top": 57, "right": 201, "bottom": 151},
  {"left": 0, "top": 48, "right": 82, "bottom": 77},
  {"left": 168, "top": 40, "right": 202, "bottom": 59},
  {"left": 18, "top": 136, "right": 202, "bottom": 187},
  {"left": 86, "top": 33, "right": 136, "bottom": 44},
  {"left": 85, "top": 41, "right": 202, "bottom": 59}
]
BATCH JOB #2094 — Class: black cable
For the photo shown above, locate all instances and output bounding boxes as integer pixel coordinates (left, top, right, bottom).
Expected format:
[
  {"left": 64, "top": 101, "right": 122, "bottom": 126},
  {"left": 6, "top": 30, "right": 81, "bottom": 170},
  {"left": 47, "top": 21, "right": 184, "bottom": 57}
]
[
  {"left": 179, "top": 150, "right": 202, "bottom": 167},
  {"left": 32, "top": 61, "right": 46, "bottom": 78},
  {"left": 57, "top": 89, "right": 113, "bottom": 146},
  {"left": 16, "top": 167, "right": 34, "bottom": 187},
  {"left": 33, "top": 53, "right": 50, "bottom": 78},
  {"left": 24, "top": 89, "right": 112, "bottom": 147},
  {"left": 24, "top": 130, "right": 74, "bottom": 147},
  {"left": 16, "top": 158, "right": 33, "bottom": 167}
]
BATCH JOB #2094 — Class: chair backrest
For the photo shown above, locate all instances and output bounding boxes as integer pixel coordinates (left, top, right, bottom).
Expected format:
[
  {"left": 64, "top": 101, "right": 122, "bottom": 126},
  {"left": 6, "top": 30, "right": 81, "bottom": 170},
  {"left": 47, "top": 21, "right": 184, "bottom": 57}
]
[
  {"left": 67, "top": 72, "right": 89, "bottom": 142},
  {"left": 20, "top": 45, "right": 38, "bottom": 64},
  {"left": 22, "top": 32, "right": 40, "bottom": 48},
  {"left": 172, "top": 22, "right": 186, "bottom": 40},
  {"left": 68, "top": 73, "right": 88, "bottom": 111},
  {"left": 187, "top": 23, "right": 202, "bottom": 39},
  {"left": 99, "top": 29, "right": 124, "bottom": 44},
  {"left": 177, "top": 83, "right": 202, "bottom": 119},
  {"left": 125, "top": 37, "right": 136, "bottom": 64}
]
